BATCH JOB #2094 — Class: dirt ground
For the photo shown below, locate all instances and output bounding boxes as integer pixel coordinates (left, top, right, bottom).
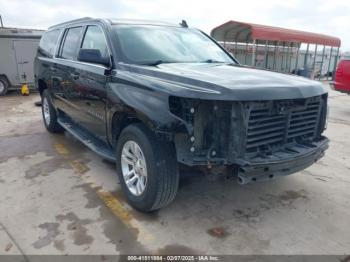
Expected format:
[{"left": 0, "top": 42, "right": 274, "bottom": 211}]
[{"left": 0, "top": 85, "right": 350, "bottom": 259}]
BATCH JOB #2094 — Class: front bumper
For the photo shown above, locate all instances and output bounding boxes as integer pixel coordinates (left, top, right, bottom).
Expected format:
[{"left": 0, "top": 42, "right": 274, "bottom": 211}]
[{"left": 236, "top": 137, "right": 329, "bottom": 184}]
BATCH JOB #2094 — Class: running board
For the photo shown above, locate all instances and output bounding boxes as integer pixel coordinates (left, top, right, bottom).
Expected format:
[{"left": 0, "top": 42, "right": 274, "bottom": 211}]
[{"left": 57, "top": 116, "right": 115, "bottom": 162}]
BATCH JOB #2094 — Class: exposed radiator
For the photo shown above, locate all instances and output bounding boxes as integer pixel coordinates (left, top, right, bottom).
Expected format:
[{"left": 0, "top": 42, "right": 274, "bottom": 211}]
[{"left": 245, "top": 96, "right": 322, "bottom": 153}]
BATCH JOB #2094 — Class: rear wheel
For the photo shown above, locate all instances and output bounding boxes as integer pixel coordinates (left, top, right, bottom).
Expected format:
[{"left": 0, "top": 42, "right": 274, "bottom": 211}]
[
  {"left": 41, "top": 89, "right": 64, "bottom": 133},
  {"left": 0, "top": 77, "right": 9, "bottom": 96},
  {"left": 116, "top": 123, "right": 179, "bottom": 212}
]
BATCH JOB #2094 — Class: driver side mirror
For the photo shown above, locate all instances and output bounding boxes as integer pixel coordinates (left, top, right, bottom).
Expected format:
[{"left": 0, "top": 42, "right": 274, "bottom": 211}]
[{"left": 77, "top": 49, "right": 111, "bottom": 68}]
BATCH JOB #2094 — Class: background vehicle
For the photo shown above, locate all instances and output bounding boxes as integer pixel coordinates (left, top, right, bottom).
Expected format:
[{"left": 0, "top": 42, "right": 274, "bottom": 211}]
[
  {"left": 34, "top": 18, "right": 329, "bottom": 212},
  {"left": 0, "top": 27, "right": 43, "bottom": 95},
  {"left": 334, "top": 57, "right": 350, "bottom": 94}
]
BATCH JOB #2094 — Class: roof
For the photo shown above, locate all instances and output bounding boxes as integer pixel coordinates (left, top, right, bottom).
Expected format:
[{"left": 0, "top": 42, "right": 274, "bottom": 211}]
[
  {"left": 109, "top": 19, "right": 180, "bottom": 27},
  {"left": 211, "top": 20, "right": 341, "bottom": 47},
  {"left": 49, "top": 17, "right": 181, "bottom": 30},
  {"left": 0, "top": 27, "right": 44, "bottom": 38},
  {"left": 49, "top": 17, "right": 95, "bottom": 29}
]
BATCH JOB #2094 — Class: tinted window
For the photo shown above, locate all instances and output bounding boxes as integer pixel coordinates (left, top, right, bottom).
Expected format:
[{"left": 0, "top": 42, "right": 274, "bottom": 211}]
[
  {"left": 81, "top": 25, "right": 109, "bottom": 59},
  {"left": 38, "top": 29, "right": 61, "bottom": 58},
  {"left": 60, "top": 27, "right": 82, "bottom": 60},
  {"left": 113, "top": 25, "right": 234, "bottom": 65}
]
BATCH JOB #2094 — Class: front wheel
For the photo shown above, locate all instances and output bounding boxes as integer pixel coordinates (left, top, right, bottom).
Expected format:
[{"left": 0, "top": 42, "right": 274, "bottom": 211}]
[{"left": 116, "top": 123, "right": 179, "bottom": 212}]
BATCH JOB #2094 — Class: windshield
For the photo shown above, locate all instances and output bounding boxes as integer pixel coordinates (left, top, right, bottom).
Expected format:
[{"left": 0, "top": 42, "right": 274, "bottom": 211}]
[{"left": 112, "top": 25, "right": 235, "bottom": 65}]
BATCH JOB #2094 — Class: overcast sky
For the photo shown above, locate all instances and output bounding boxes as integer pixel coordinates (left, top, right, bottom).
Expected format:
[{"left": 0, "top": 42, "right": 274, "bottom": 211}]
[{"left": 0, "top": 0, "right": 349, "bottom": 50}]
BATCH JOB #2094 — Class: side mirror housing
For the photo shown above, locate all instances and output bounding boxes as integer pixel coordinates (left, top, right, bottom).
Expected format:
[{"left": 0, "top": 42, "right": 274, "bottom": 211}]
[{"left": 77, "top": 49, "right": 111, "bottom": 68}]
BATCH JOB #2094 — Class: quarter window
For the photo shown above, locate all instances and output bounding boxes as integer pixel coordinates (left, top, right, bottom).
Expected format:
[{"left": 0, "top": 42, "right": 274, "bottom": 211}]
[
  {"left": 60, "top": 27, "right": 82, "bottom": 60},
  {"left": 38, "top": 29, "right": 61, "bottom": 58},
  {"left": 81, "top": 26, "right": 109, "bottom": 59}
]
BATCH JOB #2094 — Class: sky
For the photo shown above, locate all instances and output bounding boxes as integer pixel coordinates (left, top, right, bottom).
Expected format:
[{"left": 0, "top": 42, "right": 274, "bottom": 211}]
[{"left": 0, "top": 0, "right": 349, "bottom": 51}]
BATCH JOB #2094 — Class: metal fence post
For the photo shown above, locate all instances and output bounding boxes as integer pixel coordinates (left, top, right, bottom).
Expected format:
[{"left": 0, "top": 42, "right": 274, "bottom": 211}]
[
  {"left": 312, "top": 44, "right": 318, "bottom": 79},
  {"left": 281, "top": 42, "right": 286, "bottom": 72},
  {"left": 252, "top": 39, "right": 256, "bottom": 67},
  {"left": 319, "top": 45, "right": 326, "bottom": 80},
  {"left": 304, "top": 43, "right": 310, "bottom": 68},
  {"left": 287, "top": 43, "right": 294, "bottom": 73},
  {"left": 285, "top": 43, "right": 291, "bottom": 73},
  {"left": 326, "top": 46, "right": 333, "bottom": 80},
  {"left": 273, "top": 41, "right": 278, "bottom": 70},
  {"left": 294, "top": 44, "right": 300, "bottom": 74},
  {"left": 245, "top": 42, "right": 248, "bottom": 65},
  {"left": 332, "top": 47, "right": 340, "bottom": 81},
  {"left": 264, "top": 40, "right": 268, "bottom": 69}
]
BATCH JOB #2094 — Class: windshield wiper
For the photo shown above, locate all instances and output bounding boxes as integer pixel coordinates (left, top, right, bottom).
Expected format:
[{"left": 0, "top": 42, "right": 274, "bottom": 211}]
[
  {"left": 200, "top": 59, "right": 227, "bottom": 63},
  {"left": 140, "top": 60, "right": 174, "bottom": 66},
  {"left": 140, "top": 59, "right": 235, "bottom": 66}
]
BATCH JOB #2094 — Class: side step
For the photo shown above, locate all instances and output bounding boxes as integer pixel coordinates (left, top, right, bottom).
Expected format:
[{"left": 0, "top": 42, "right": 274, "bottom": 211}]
[{"left": 57, "top": 116, "right": 115, "bottom": 162}]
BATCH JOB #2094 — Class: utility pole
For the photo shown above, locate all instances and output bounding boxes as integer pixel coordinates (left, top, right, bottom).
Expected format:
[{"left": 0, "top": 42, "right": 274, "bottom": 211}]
[{"left": 0, "top": 15, "right": 3, "bottom": 27}]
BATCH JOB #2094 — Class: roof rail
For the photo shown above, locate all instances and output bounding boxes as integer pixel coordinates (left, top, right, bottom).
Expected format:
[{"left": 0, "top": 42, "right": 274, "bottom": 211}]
[{"left": 48, "top": 17, "right": 93, "bottom": 29}]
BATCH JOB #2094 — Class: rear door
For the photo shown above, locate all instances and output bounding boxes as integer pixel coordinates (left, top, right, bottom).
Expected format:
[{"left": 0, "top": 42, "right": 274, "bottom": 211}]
[
  {"left": 13, "top": 40, "right": 40, "bottom": 85},
  {"left": 73, "top": 25, "right": 111, "bottom": 141},
  {"left": 54, "top": 26, "right": 84, "bottom": 120}
]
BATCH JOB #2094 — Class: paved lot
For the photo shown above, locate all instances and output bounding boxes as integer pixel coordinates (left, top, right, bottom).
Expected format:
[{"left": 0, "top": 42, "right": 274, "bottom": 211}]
[{"left": 0, "top": 85, "right": 350, "bottom": 257}]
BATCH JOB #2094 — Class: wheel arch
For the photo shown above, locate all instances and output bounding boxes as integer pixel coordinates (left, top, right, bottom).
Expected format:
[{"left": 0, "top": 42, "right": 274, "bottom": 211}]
[
  {"left": 109, "top": 110, "right": 156, "bottom": 148},
  {"left": 37, "top": 79, "right": 48, "bottom": 96}
]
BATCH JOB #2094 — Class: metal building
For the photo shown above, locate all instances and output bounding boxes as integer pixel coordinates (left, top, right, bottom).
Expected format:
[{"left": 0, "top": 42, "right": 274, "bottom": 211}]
[
  {"left": 211, "top": 20, "right": 341, "bottom": 80},
  {"left": 0, "top": 27, "right": 43, "bottom": 95}
]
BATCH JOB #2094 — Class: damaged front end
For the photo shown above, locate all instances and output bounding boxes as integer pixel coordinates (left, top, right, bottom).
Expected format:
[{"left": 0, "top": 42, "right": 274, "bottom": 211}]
[{"left": 169, "top": 94, "right": 329, "bottom": 184}]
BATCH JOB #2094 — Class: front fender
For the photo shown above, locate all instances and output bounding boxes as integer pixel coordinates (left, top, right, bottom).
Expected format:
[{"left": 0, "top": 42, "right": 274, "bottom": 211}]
[{"left": 106, "top": 72, "right": 188, "bottom": 146}]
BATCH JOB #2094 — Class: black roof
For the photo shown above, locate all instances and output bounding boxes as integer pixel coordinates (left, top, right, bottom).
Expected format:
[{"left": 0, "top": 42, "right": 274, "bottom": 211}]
[{"left": 49, "top": 17, "right": 181, "bottom": 30}]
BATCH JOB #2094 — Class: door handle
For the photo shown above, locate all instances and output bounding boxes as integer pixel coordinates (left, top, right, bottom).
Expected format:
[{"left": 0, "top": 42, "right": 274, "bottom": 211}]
[
  {"left": 70, "top": 73, "right": 80, "bottom": 80},
  {"left": 50, "top": 66, "right": 57, "bottom": 72}
]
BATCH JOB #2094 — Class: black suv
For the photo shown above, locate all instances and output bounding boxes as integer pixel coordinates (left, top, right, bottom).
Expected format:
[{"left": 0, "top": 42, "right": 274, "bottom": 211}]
[{"left": 34, "top": 17, "right": 329, "bottom": 212}]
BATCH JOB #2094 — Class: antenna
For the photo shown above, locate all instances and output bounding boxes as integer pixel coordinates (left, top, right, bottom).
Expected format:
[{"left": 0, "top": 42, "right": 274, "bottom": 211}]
[
  {"left": 180, "top": 20, "right": 188, "bottom": 28},
  {"left": 0, "top": 15, "right": 3, "bottom": 27}
]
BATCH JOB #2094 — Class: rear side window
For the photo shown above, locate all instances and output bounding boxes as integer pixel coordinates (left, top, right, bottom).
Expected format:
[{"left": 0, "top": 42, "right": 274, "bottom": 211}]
[
  {"left": 38, "top": 29, "right": 61, "bottom": 58},
  {"left": 59, "top": 27, "right": 82, "bottom": 60},
  {"left": 81, "top": 25, "right": 109, "bottom": 59}
]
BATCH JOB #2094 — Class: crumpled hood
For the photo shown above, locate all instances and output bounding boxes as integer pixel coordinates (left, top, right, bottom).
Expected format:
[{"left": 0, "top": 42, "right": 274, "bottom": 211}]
[{"left": 118, "top": 63, "right": 327, "bottom": 101}]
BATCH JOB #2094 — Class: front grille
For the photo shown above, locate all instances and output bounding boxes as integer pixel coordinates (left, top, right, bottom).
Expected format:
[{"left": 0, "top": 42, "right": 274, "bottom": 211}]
[{"left": 246, "top": 96, "right": 322, "bottom": 153}]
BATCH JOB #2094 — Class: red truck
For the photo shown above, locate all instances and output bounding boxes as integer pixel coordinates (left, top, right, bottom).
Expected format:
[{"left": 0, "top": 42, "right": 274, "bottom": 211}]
[{"left": 334, "top": 57, "right": 350, "bottom": 94}]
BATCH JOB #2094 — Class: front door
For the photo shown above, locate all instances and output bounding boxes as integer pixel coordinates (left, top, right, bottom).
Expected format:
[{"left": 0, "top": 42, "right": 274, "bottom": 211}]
[{"left": 73, "top": 25, "right": 111, "bottom": 142}]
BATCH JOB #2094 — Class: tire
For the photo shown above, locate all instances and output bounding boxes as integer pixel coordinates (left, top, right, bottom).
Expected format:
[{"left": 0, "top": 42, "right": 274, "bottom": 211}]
[
  {"left": 0, "top": 77, "right": 9, "bottom": 96},
  {"left": 41, "top": 89, "right": 64, "bottom": 133},
  {"left": 116, "top": 123, "right": 179, "bottom": 212}
]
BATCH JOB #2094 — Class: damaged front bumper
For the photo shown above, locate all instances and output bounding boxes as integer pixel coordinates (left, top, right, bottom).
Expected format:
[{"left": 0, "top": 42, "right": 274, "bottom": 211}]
[
  {"left": 236, "top": 137, "right": 329, "bottom": 184},
  {"left": 169, "top": 95, "right": 329, "bottom": 184}
]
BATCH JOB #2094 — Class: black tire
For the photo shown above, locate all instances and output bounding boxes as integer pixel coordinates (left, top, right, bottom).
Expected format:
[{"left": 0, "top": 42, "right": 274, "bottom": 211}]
[
  {"left": 116, "top": 123, "right": 179, "bottom": 212},
  {"left": 41, "top": 89, "right": 64, "bottom": 133},
  {"left": 0, "top": 77, "right": 9, "bottom": 96}
]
